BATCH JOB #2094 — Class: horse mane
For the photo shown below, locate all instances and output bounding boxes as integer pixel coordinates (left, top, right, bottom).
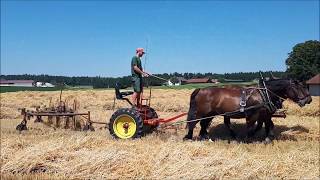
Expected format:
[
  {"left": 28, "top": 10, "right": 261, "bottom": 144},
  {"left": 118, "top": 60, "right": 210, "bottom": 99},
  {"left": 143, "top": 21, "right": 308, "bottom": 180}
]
[{"left": 260, "top": 78, "right": 291, "bottom": 92}]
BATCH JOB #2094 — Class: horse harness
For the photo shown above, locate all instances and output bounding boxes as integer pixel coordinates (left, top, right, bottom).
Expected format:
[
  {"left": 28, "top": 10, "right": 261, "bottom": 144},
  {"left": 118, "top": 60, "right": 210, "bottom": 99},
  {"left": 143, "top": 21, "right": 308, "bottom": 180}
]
[{"left": 232, "top": 87, "right": 279, "bottom": 117}]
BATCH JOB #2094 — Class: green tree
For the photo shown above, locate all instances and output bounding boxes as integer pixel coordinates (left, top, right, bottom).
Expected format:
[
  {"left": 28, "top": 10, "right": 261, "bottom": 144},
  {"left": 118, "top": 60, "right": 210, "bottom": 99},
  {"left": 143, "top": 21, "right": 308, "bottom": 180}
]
[{"left": 285, "top": 40, "right": 320, "bottom": 81}]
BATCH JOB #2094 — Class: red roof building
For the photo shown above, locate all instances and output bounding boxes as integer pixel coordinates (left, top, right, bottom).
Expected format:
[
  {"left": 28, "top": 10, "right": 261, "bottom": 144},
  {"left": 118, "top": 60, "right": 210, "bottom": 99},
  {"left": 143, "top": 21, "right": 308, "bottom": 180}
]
[
  {"left": 306, "top": 74, "right": 320, "bottom": 96},
  {"left": 186, "top": 78, "right": 211, "bottom": 84},
  {"left": 306, "top": 74, "right": 320, "bottom": 85},
  {"left": 0, "top": 79, "right": 34, "bottom": 87}
]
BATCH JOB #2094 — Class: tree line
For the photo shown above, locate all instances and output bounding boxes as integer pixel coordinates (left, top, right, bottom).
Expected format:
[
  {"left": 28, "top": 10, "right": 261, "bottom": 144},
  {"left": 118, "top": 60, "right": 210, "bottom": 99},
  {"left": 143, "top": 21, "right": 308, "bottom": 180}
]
[
  {"left": 2, "top": 40, "right": 318, "bottom": 88},
  {"left": 1, "top": 71, "right": 286, "bottom": 89}
]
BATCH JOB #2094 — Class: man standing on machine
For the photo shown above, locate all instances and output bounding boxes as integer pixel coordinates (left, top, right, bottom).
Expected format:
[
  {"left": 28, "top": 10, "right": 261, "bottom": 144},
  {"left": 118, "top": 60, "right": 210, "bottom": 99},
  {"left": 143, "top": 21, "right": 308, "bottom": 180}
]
[{"left": 131, "top": 48, "right": 149, "bottom": 106}]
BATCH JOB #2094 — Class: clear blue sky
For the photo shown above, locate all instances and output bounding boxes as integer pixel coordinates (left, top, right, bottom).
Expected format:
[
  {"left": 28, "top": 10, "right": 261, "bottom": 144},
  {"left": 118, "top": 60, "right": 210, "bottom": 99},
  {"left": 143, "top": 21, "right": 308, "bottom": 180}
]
[{"left": 1, "top": 0, "right": 319, "bottom": 77}]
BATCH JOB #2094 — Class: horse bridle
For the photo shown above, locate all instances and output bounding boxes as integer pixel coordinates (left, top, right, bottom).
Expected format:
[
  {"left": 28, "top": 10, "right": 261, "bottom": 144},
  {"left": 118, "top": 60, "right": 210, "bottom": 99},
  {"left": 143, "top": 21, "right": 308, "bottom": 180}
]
[{"left": 286, "top": 81, "right": 310, "bottom": 104}]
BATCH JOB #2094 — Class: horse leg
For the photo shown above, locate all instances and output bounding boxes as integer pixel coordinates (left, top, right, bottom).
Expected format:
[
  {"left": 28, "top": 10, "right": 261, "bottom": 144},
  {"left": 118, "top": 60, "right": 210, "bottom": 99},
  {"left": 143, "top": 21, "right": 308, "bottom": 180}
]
[
  {"left": 183, "top": 120, "right": 199, "bottom": 140},
  {"left": 224, "top": 116, "right": 236, "bottom": 138},
  {"left": 183, "top": 90, "right": 199, "bottom": 140},
  {"left": 264, "top": 117, "right": 274, "bottom": 143},
  {"left": 269, "top": 119, "right": 275, "bottom": 137},
  {"left": 199, "top": 118, "right": 212, "bottom": 140},
  {"left": 246, "top": 112, "right": 259, "bottom": 138},
  {"left": 251, "top": 118, "right": 263, "bottom": 136}
]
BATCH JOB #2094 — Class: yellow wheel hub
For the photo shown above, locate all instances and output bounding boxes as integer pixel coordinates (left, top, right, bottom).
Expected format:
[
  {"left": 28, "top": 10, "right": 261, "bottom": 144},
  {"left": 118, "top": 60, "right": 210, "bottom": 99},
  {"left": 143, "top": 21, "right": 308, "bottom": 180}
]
[{"left": 113, "top": 115, "right": 137, "bottom": 139}]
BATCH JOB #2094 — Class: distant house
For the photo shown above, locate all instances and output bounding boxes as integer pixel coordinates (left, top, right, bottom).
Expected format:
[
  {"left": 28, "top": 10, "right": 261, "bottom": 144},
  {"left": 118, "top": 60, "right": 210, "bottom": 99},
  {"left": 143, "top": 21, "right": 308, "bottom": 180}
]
[
  {"left": 0, "top": 79, "right": 34, "bottom": 87},
  {"left": 35, "top": 82, "right": 55, "bottom": 87},
  {"left": 211, "top": 79, "right": 219, "bottom": 84},
  {"left": 186, "top": 78, "right": 211, "bottom": 84},
  {"left": 167, "top": 80, "right": 174, "bottom": 86},
  {"left": 306, "top": 74, "right": 320, "bottom": 96},
  {"left": 166, "top": 77, "right": 219, "bottom": 86},
  {"left": 177, "top": 77, "right": 187, "bottom": 85},
  {"left": 167, "top": 77, "right": 187, "bottom": 86}
]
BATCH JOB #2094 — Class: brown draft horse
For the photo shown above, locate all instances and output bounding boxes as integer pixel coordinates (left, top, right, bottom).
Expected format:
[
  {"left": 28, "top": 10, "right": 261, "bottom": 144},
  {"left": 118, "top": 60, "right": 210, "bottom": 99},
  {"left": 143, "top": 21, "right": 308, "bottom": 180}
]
[{"left": 183, "top": 78, "right": 312, "bottom": 142}]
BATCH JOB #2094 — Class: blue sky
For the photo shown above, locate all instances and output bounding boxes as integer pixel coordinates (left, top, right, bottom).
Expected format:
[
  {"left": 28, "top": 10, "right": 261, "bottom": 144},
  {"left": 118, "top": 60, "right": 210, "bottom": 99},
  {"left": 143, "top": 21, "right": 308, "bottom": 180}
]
[{"left": 1, "top": 0, "right": 319, "bottom": 77}]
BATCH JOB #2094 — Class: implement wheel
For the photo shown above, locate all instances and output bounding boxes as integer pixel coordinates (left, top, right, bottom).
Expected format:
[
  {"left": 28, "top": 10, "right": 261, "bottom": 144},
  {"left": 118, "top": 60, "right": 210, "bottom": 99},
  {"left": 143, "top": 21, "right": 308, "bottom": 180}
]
[
  {"left": 140, "top": 106, "right": 159, "bottom": 134},
  {"left": 109, "top": 108, "right": 143, "bottom": 139}
]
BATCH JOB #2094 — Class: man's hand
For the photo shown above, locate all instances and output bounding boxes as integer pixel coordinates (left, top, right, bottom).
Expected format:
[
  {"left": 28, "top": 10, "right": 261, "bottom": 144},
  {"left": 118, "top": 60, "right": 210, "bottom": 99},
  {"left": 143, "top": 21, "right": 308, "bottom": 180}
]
[{"left": 143, "top": 72, "right": 150, "bottom": 77}]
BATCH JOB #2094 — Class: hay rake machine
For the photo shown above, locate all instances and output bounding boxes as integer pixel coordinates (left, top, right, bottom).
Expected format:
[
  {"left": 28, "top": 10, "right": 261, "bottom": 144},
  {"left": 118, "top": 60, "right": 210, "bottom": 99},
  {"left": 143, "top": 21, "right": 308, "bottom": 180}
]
[{"left": 16, "top": 90, "right": 95, "bottom": 131}]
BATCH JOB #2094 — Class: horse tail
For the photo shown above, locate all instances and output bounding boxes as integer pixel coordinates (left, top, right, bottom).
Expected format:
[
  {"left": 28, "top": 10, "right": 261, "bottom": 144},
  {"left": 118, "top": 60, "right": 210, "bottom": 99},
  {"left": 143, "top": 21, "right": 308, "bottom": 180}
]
[{"left": 186, "top": 88, "right": 200, "bottom": 128}]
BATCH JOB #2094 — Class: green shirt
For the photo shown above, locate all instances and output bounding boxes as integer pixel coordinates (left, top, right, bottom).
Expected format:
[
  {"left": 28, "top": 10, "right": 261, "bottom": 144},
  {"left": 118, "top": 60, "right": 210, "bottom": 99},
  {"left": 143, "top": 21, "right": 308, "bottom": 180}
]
[{"left": 131, "top": 56, "right": 142, "bottom": 78}]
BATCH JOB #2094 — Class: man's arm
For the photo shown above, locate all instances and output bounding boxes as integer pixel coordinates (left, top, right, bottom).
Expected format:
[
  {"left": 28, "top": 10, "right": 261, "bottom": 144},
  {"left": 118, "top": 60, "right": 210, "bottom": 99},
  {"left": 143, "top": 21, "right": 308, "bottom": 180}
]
[{"left": 133, "top": 65, "right": 149, "bottom": 77}]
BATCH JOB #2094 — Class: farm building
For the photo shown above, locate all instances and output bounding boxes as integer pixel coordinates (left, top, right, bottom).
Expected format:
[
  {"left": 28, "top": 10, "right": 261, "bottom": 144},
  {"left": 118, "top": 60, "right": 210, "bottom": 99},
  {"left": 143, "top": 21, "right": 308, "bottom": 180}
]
[
  {"left": 0, "top": 79, "right": 34, "bottom": 87},
  {"left": 185, "top": 78, "right": 219, "bottom": 84},
  {"left": 167, "top": 80, "right": 178, "bottom": 86},
  {"left": 167, "top": 77, "right": 187, "bottom": 86},
  {"left": 306, "top": 74, "right": 320, "bottom": 96},
  {"left": 177, "top": 77, "right": 187, "bottom": 85},
  {"left": 35, "top": 82, "right": 55, "bottom": 87},
  {"left": 211, "top": 79, "right": 219, "bottom": 83}
]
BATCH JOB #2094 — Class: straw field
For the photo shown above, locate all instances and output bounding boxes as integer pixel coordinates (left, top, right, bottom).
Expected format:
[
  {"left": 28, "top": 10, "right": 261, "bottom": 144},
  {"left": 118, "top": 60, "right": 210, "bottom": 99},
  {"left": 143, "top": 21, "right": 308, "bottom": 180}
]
[{"left": 1, "top": 89, "right": 319, "bottom": 179}]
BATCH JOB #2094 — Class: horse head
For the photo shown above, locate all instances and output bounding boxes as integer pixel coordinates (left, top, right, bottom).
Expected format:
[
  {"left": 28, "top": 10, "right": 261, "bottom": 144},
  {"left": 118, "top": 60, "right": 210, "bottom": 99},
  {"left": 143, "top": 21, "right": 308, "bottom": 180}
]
[
  {"left": 264, "top": 79, "right": 312, "bottom": 107},
  {"left": 286, "top": 80, "right": 312, "bottom": 107}
]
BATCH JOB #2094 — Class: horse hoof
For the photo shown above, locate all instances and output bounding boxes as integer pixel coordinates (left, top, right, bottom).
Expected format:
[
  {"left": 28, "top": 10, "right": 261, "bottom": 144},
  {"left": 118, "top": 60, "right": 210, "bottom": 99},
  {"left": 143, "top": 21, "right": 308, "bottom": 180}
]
[
  {"left": 16, "top": 124, "right": 27, "bottom": 131},
  {"left": 264, "top": 137, "right": 272, "bottom": 144},
  {"left": 244, "top": 137, "right": 253, "bottom": 144},
  {"left": 269, "top": 130, "right": 275, "bottom": 137},
  {"left": 199, "top": 134, "right": 209, "bottom": 141},
  {"left": 34, "top": 118, "right": 43, "bottom": 123},
  {"left": 228, "top": 140, "right": 238, "bottom": 144},
  {"left": 89, "top": 126, "right": 95, "bottom": 131},
  {"left": 183, "top": 135, "right": 193, "bottom": 141},
  {"left": 83, "top": 125, "right": 89, "bottom": 131}
]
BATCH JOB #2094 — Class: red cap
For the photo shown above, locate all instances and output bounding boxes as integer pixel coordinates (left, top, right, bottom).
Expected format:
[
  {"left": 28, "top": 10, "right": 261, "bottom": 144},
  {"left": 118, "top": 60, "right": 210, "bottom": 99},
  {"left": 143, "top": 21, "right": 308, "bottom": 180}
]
[{"left": 136, "top": 48, "right": 145, "bottom": 54}]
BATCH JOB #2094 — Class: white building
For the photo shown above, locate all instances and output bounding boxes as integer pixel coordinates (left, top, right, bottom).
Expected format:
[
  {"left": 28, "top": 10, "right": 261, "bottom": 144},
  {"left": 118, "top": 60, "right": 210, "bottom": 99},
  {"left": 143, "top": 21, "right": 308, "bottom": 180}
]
[
  {"left": 35, "top": 82, "right": 55, "bottom": 87},
  {"left": 167, "top": 77, "right": 187, "bottom": 86}
]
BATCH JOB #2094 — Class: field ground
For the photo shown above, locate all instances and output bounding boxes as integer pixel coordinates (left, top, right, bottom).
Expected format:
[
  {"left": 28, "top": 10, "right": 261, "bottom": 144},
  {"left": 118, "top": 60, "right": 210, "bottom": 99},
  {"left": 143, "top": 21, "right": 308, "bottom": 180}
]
[{"left": 0, "top": 89, "right": 319, "bottom": 179}]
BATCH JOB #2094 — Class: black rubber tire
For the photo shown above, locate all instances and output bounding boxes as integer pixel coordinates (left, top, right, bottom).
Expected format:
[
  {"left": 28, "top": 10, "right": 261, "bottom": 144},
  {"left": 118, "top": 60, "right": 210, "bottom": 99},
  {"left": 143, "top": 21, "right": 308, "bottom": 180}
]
[
  {"left": 109, "top": 108, "right": 143, "bottom": 139},
  {"left": 142, "top": 106, "right": 159, "bottom": 134},
  {"left": 138, "top": 105, "right": 158, "bottom": 119},
  {"left": 147, "top": 106, "right": 158, "bottom": 119}
]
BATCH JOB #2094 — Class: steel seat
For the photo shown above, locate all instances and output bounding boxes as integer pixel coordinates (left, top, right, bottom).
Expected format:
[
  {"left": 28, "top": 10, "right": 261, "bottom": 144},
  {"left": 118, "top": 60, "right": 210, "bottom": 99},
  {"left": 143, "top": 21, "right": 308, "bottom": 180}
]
[{"left": 115, "top": 83, "right": 133, "bottom": 99}]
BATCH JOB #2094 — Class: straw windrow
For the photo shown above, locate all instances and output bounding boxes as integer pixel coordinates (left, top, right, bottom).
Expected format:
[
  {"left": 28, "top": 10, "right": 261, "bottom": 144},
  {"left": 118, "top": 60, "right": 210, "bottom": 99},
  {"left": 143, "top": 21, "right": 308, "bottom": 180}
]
[{"left": 1, "top": 90, "right": 319, "bottom": 179}]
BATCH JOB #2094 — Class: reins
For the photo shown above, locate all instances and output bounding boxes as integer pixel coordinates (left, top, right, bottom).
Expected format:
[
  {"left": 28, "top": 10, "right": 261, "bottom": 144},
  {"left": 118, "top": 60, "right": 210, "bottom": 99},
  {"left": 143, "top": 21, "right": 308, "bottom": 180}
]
[
  {"left": 250, "top": 87, "right": 287, "bottom": 101},
  {"left": 149, "top": 74, "right": 170, "bottom": 82},
  {"left": 147, "top": 74, "right": 178, "bottom": 90}
]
